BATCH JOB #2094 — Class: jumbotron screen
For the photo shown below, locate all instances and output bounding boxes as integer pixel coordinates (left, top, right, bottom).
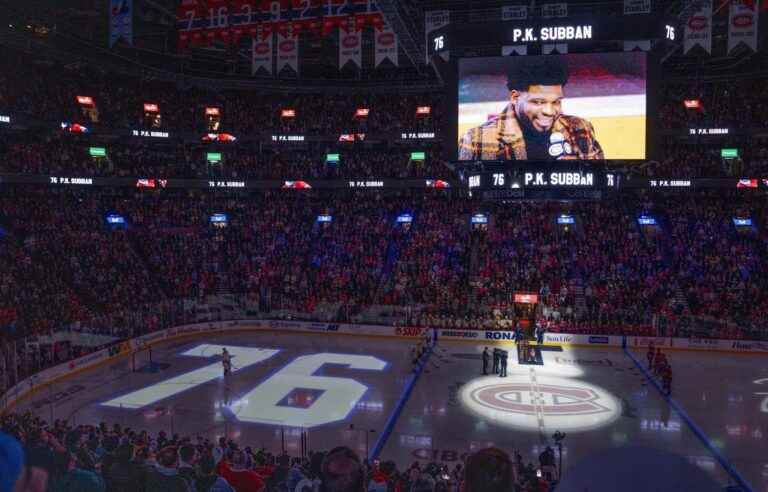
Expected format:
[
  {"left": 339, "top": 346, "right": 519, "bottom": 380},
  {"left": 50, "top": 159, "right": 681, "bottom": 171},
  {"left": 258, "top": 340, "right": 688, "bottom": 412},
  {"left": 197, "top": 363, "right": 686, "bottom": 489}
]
[{"left": 457, "top": 53, "right": 647, "bottom": 161}]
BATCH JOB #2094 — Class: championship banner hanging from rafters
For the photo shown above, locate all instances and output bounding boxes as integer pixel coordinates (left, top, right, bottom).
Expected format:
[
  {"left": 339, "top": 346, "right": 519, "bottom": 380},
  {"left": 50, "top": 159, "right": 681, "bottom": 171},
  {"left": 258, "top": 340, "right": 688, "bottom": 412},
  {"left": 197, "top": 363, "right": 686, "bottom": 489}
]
[
  {"left": 728, "top": 0, "right": 759, "bottom": 53},
  {"left": 684, "top": 0, "right": 713, "bottom": 54},
  {"left": 339, "top": 16, "right": 362, "bottom": 68},
  {"left": 177, "top": 0, "right": 384, "bottom": 48},
  {"left": 374, "top": 22, "right": 398, "bottom": 67}
]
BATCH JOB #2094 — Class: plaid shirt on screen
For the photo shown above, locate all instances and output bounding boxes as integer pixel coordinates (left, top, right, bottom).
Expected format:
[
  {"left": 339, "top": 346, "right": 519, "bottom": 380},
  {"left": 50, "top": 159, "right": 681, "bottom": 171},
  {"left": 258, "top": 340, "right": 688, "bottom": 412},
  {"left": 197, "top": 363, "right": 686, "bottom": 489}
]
[{"left": 458, "top": 103, "right": 604, "bottom": 161}]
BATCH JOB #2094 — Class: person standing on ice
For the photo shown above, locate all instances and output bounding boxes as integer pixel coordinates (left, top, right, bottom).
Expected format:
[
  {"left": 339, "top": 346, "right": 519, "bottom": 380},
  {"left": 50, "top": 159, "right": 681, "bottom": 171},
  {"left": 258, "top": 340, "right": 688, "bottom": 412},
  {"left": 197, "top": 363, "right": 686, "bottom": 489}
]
[
  {"left": 653, "top": 348, "right": 663, "bottom": 376},
  {"left": 500, "top": 351, "right": 508, "bottom": 378},
  {"left": 221, "top": 348, "right": 232, "bottom": 377},
  {"left": 535, "top": 323, "right": 545, "bottom": 345},
  {"left": 646, "top": 342, "right": 655, "bottom": 369}
]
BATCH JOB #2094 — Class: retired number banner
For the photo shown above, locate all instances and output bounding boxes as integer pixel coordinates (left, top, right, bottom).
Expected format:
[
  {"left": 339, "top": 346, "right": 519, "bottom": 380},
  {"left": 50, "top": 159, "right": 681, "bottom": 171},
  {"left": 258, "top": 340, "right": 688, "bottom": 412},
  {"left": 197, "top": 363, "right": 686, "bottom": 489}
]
[{"left": 728, "top": 0, "right": 759, "bottom": 53}]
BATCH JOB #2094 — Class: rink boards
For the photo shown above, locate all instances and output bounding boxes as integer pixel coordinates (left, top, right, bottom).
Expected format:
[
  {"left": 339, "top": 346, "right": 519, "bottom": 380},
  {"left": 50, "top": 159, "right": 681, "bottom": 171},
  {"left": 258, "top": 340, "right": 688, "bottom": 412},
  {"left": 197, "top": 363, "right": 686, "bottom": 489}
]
[
  {"left": 2, "top": 319, "right": 767, "bottom": 490},
  {"left": 2, "top": 318, "right": 767, "bottom": 413}
]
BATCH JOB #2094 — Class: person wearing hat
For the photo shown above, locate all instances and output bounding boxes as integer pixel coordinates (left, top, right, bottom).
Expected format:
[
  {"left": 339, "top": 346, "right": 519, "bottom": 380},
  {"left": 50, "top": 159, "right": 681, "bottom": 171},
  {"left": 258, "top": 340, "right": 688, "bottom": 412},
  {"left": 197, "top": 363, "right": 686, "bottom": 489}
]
[
  {"left": 458, "top": 57, "right": 604, "bottom": 161},
  {"left": 0, "top": 432, "right": 48, "bottom": 492},
  {"left": 0, "top": 432, "right": 25, "bottom": 492}
]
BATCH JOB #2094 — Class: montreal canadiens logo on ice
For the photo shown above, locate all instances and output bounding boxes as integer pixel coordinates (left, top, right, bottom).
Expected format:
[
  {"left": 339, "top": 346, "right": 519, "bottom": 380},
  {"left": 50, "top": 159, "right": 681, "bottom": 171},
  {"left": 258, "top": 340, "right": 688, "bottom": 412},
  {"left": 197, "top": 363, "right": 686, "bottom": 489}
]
[
  {"left": 470, "top": 382, "right": 610, "bottom": 416},
  {"left": 461, "top": 375, "right": 621, "bottom": 431}
]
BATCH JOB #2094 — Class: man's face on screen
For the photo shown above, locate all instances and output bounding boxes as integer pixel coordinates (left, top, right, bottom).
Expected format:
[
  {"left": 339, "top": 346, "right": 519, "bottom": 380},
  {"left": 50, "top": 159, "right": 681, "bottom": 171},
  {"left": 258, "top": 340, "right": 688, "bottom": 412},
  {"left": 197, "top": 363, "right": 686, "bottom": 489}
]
[{"left": 511, "top": 85, "right": 564, "bottom": 133}]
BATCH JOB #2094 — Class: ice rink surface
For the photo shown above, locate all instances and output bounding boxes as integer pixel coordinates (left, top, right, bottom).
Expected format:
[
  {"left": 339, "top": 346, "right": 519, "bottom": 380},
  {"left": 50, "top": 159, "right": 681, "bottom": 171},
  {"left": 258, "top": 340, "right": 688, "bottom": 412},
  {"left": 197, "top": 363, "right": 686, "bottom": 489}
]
[{"left": 11, "top": 331, "right": 768, "bottom": 490}]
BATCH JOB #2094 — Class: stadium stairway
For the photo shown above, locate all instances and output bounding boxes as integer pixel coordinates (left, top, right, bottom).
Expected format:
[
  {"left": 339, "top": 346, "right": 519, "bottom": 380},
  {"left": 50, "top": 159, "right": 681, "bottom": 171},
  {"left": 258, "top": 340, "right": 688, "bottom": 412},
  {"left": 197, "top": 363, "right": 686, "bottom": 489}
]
[
  {"left": 128, "top": 233, "right": 175, "bottom": 300},
  {"left": 468, "top": 230, "right": 482, "bottom": 279},
  {"left": 215, "top": 269, "right": 233, "bottom": 296},
  {"left": 572, "top": 213, "right": 587, "bottom": 239},
  {"left": 672, "top": 286, "right": 690, "bottom": 314},
  {"left": 374, "top": 211, "right": 417, "bottom": 304},
  {"left": 573, "top": 278, "right": 587, "bottom": 319},
  {"left": 380, "top": 231, "right": 405, "bottom": 279}
]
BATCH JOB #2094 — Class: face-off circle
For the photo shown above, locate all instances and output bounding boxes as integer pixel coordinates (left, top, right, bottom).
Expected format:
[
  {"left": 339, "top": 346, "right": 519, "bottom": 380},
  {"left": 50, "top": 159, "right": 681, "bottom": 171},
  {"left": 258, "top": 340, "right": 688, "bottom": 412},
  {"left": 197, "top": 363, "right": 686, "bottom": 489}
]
[{"left": 461, "top": 374, "right": 621, "bottom": 432}]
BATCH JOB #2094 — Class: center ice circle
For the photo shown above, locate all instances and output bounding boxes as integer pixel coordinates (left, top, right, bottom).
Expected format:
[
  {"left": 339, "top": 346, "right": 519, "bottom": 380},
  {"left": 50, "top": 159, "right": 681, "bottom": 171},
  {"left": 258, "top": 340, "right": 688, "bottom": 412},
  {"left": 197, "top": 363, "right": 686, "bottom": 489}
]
[{"left": 461, "top": 374, "right": 622, "bottom": 432}]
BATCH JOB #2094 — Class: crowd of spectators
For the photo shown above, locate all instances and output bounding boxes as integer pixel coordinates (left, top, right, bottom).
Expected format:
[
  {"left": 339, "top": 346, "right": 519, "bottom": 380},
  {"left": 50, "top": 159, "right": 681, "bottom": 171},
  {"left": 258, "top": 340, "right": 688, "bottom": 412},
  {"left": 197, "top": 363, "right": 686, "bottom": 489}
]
[
  {"left": 2, "top": 189, "right": 767, "bottom": 345},
  {"left": 658, "top": 79, "right": 768, "bottom": 130},
  {"left": 0, "top": 46, "right": 442, "bottom": 136},
  {"left": 663, "top": 196, "right": 768, "bottom": 338},
  {"left": 471, "top": 204, "right": 579, "bottom": 318},
  {"left": 0, "top": 135, "right": 451, "bottom": 180},
  {"left": 199, "top": 148, "right": 452, "bottom": 181},
  {"left": 382, "top": 197, "right": 473, "bottom": 315},
  {"left": 2, "top": 29, "right": 768, "bottom": 492},
  {"left": 5, "top": 35, "right": 768, "bottom": 492},
  {"left": 5, "top": 188, "right": 768, "bottom": 418},
  {"left": 0, "top": 410, "right": 554, "bottom": 492},
  {"left": 576, "top": 201, "right": 672, "bottom": 330},
  {"left": 9, "top": 134, "right": 768, "bottom": 180},
  {"left": 642, "top": 139, "right": 768, "bottom": 178},
  {"left": 5, "top": 48, "right": 764, "bottom": 136},
  {"left": 5, "top": 44, "right": 768, "bottom": 182}
]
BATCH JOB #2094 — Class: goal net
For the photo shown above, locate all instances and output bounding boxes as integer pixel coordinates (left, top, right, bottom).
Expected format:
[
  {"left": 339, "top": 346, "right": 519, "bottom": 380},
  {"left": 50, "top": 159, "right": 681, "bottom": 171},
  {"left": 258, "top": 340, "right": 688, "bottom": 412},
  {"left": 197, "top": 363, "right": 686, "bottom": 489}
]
[{"left": 131, "top": 345, "right": 154, "bottom": 372}]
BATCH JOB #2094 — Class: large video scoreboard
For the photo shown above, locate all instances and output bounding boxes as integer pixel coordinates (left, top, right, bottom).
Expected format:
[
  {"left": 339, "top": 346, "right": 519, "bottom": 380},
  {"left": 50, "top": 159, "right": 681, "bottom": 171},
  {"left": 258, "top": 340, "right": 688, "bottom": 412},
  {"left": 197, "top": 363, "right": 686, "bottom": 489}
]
[
  {"left": 457, "top": 52, "right": 648, "bottom": 161},
  {"left": 430, "top": 11, "right": 680, "bottom": 171}
]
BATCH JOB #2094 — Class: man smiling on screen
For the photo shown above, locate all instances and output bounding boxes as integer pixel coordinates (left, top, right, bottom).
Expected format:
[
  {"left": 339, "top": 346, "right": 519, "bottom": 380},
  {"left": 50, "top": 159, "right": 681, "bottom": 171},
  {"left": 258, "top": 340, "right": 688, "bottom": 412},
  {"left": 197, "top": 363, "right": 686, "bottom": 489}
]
[{"left": 459, "top": 57, "right": 604, "bottom": 161}]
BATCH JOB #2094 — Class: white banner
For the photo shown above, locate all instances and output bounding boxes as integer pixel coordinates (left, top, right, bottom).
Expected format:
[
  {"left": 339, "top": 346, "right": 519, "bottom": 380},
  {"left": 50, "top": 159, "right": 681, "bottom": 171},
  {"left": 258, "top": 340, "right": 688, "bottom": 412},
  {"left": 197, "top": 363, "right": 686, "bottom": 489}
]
[
  {"left": 502, "top": 5, "right": 528, "bottom": 20},
  {"left": 542, "top": 43, "right": 568, "bottom": 54},
  {"left": 425, "top": 10, "right": 450, "bottom": 63},
  {"left": 728, "top": 0, "right": 759, "bottom": 53},
  {"left": 624, "top": 40, "right": 652, "bottom": 51},
  {"left": 684, "top": 0, "right": 713, "bottom": 54},
  {"left": 631, "top": 336, "right": 672, "bottom": 349},
  {"left": 541, "top": 3, "right": 568, "bottom": 18},
  {"left": 374, "top": 24, "right": 398, "bottom": 67},
  {"left": 439, "top": 330, "right": 624, "bottom": 346},
  {"left": 339, "top": 24, "right": 362, "bottom": 68},
  {"left": 624, "top": 0, "right": 651, "bottom": 15},
  {"left": 251, "top": 28, "right": 273, "bottom": 75},
  {"left": 276, "top": 25, "right": 299, "bottom": 74},
  {"left": 502, "top": 45, "right": 528, "bottom": 56},
  {"left": 719, "top": 339, "right": 768, "bottom": 353}
]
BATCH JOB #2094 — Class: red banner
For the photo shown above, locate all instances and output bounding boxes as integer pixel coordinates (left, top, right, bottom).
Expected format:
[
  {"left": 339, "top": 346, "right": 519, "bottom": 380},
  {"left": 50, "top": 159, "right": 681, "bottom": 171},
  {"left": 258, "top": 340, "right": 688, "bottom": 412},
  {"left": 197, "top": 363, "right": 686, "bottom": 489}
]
[
  {"left": 356, "top": 12, "right": 384, "bottom": 31},
  {"left": 177, "top": 0, "right": 380, "bottom": 48}
]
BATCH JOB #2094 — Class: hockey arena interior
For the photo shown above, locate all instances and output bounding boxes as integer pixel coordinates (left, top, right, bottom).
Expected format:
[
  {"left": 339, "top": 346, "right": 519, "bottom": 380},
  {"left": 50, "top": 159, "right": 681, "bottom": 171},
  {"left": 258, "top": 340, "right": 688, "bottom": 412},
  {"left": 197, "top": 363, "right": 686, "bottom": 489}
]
[{"left": 1, "top": 0, "right": 768, "bottom": 491}]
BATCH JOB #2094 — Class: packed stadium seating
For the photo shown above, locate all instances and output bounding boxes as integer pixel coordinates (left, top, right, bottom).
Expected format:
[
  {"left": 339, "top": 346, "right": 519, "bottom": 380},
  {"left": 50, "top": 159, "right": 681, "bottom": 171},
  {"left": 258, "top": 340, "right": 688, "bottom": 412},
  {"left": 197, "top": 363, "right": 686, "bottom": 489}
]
[
  {"left": 658, "top": 79, "right": 767, "bottom": 130},
  {"left": 1, "top": 189, "right": 766, "bottom": 345},
  {"left": 0, "top": 409, "right": 557, "bottom": 492},
  {"left": 2, "top": 35, "right": 768, "bottom": 492},
  {"left": 0, "top": 45, "right": 442, "bottom": 134},
  {"left": 1, "top": 46, "right": 767, "bottom": 180}
]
